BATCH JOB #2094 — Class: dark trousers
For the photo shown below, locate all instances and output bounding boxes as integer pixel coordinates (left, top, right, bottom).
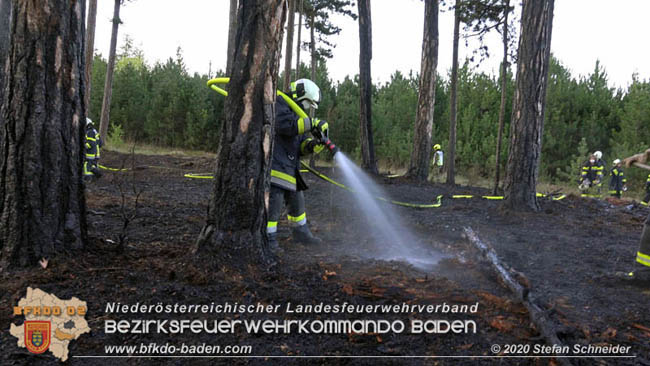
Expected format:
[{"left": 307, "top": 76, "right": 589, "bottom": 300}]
[
  {"left": 267, "top": 186, "right": 306, "bottom": 234},
  {"left": 84, "top": 159, "right": 101, "bottom": 178}
]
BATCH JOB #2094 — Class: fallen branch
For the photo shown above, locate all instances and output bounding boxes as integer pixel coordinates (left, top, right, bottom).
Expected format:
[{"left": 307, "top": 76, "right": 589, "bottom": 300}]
[
  {"left": 622, "top": 148, "right": 650, "bottom": 171},
  {"left": 463, "top": 227, "right": 529, "bottom": 301},
  {"left": 463, "top": 227, "right": 572, "bottom": 366}
]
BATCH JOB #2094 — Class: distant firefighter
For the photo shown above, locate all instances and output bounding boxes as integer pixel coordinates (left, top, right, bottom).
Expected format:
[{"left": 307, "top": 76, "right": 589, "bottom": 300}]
[
  {"left": 579, "top": 154, "right": 604, "bottom": 197},
  {"left": 608, "top": 159, "right": 627, "bottom": 198},
  {"left": 429, "top": 144, "right": 444, "bottom": 181},
  {"left": 84, "top": 118, "right": 103, "bottom": 180}
]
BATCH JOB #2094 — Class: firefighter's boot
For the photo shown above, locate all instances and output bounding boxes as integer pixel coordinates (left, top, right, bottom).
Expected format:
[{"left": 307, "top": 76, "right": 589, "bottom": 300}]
[
  {"left": 292, "top": 225, "right": 322, "bottom": 245},
  {"left": 267, "top": 233, "right": 283, "bottom": 255}
]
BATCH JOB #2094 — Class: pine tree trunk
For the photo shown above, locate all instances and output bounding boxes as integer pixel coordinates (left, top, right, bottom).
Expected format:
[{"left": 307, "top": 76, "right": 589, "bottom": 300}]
[
  {"left": 309, "top": 14, "right": 316, "bottom": 114},
  {"left": 308, "top": 14, "right": 317, "bottom": 168},
  {"left": 283, "top": 0, "right": 295, "bottom": 91},
  {"left": 226, "top": 0, "right": 238, "bottom": 76},
  {"left": 406, "top": 0, "right": 439, "bottom": 181},
  {"left": 0, "top": 0, "right": 11, "bottom": 105},
  {"left": 493, "top": 0, "right": 509, "bottom": 195},
  {"left": 295, "top": 0, "right": 302, "bottom": 79},
  {"left": 194, "top": 0, "right": 286, "bottom": 268},
  {"left": 0, "top": 0, "right": 87, "bottom": 271},
  {"left": 503, "top": 0, "right": 555, "bottom": 211},
  {"left": 99, "top": 0, "right": 121, "bottom": 141},
  {"left": 446, "top": 2, "right": 460, "bottom": 185},
  {"left": 84, "top": 0, "right": 97, "bottom": 117},
  {"left": 358, "top": 0, "right": 377, "bottom": 174}
]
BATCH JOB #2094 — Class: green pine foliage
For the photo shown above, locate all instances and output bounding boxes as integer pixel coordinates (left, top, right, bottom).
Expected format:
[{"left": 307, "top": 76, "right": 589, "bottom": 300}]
[
  {"left": 555, "top": 137, "right": 589, "bottom": 184},
  {"left": 93, "top": 43, "right": 649, "bottom": 188},
  {"left": 89, "top": 45, "right": 222, "bottom": 152}
]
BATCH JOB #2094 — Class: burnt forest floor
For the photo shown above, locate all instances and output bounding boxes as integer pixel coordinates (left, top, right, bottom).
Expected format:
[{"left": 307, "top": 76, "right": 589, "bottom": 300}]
[{"left": 1, "top": 150, "right": 650, "bottom": 366}]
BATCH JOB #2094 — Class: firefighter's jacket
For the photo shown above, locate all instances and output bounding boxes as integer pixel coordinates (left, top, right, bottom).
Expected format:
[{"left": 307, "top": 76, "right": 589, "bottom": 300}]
[
  {"left": 85, "top": 127, "right": 102, "bottom": 160},
  {"left": 598, "top": 158, "right": 608, "bottom": 177},
  {"left": 432, "top": 150, "right": 444, "bottom": 167},
  {"left": 271, "top": 95, "right": 318, "bottom": 192},
  {"left": 581, "top": 160, "right": 604, "bottom": 183},
  {"left": 608, "top": 166, "right": 626, "bottom": 193}
]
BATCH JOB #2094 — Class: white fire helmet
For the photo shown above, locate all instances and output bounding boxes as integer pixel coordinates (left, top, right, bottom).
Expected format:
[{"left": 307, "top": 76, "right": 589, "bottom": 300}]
[
  {"left": 291, "top": 79, "right": 321, "bottom": 111},
  {"left": 594, "top": 151, "right": 602, "bottom": 160}
]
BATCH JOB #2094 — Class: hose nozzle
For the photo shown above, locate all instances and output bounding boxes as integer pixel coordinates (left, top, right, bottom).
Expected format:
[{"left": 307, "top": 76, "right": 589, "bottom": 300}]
[{"left": 322, "top": 138, "right": 339, "bottom": 156}]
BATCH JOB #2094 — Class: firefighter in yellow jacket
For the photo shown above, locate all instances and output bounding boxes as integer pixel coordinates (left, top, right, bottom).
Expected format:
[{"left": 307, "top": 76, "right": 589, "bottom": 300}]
[
  {"left": 608, "top": 159, "right": 627, "bottom": 198},
  {"left": 84, "top": 118, "right": 103, "bottom": 180}
]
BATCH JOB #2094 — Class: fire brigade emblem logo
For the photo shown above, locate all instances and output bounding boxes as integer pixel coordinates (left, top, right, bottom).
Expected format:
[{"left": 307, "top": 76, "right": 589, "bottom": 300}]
[{"left": 25, "top": 321, "right": 51, "bottom": 354}]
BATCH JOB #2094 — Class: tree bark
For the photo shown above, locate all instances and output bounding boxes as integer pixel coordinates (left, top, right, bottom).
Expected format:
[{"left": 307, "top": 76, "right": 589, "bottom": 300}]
[
  {"left": 295, "top": 0, "right": 302, "bottom": 79},
  {"left": 84, "top": 0, "right": 97, "bottom": 117},
  {"left": 0, "top": 0, "right": 13, "bottom": 104},
  {"left": 406, "top": 0, "right": 439, "bottom": 181},
  {"left": 283, "top": 0, "right": 295, "bottom": 91},
  {"left": 308, "top": 13, "right": 317, "bottom": 168},
  {"left": 503, "top": 0, "right": 555, "bottom": 211},
  {"left": 226, "top": 0, "right": 238, "bottom": 76},
  {"left": 357, "top": 0, "right": 377, "bottom": 174},
  {"left": 446, "top": 1, "right": 460, "bottom": 185},
  {"left": 309, "top": 13, "right": 316, "bottom": 117},
  {"left": 98, "top": 0, "right": 121, "bottom": 142},
  {"left": 194, "top": 0, "right": 287, "bottom": 268},
  {"left": 0, "top": 0, "right": 87, "bottom": 271},
  {"left": 493, "top": 0, "right": 509, "bottom": 195}
]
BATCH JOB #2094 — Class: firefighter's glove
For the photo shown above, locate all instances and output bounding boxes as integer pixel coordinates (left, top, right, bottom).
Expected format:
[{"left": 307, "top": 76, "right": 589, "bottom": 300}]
[
  {"left": 304, "top": 139, "right": 325, "bottom": 154},
  {"left": 313, "top": 144, "right": 325, "bottom": 154},
  {"left": 311, "top": 119, "right": 329, "bottom": 141}
]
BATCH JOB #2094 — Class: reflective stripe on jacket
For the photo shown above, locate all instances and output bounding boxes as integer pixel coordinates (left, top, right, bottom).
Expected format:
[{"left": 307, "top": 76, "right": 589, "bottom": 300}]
[{"left": 581, "top": 160, "right": 603, "bottom": 182}]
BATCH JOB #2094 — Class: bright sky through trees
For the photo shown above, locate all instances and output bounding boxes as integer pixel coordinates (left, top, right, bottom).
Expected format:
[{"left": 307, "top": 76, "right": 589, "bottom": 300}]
[{"left": 92, "top": 0, "right": 650, "bottom": 89}]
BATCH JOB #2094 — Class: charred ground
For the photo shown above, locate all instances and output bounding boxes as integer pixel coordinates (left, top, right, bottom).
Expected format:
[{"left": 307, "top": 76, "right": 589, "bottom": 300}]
[{"left": 1, "top": 150, "right": 649, "bottom": 365}]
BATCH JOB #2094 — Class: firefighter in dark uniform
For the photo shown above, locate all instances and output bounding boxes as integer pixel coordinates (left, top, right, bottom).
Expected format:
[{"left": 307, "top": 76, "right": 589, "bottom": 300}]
[
  {"left": 608, "top": 159, "right": 627, "bottom": 198},
  {"left": 626, "top": 211, "right": 650, "bottom": 280},
  {"left": 267, "top": 79, "right": 328, "bottom": 253},
  {"left": 640, "top": 176, "right": 650, "bottom": 278},
  {"left": 84, "top": 118, "right": 103, "bottom": 180},
  {"left": 579, "top": 154, "right": 604, "bottom": 197},
  {"left": 642, "top": 174, "right": 650, "bottom": 206}
]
